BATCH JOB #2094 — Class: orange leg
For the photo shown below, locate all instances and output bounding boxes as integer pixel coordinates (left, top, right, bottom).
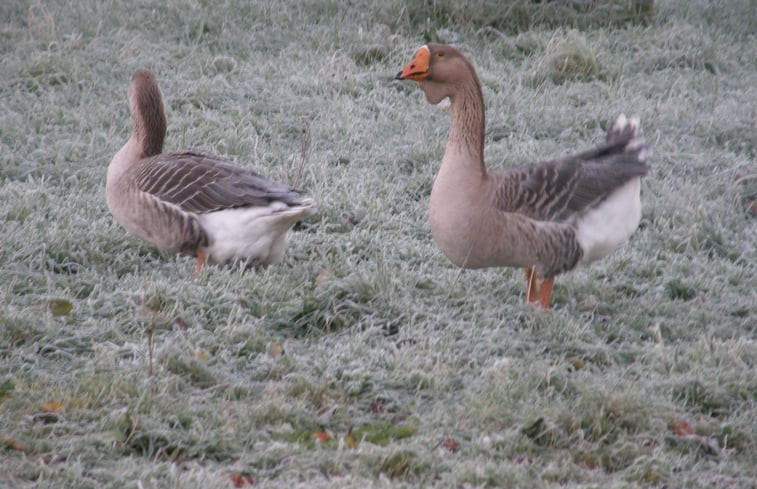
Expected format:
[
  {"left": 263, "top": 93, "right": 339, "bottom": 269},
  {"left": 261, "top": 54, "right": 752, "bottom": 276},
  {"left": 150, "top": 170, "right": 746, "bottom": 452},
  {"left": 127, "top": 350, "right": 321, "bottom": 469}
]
[
  {"left": 194, "top": 250, "right": 207, "bottom": 275},
  {"left": 524, "top": 268, "right": 540, "bottom": 304},
  {"left": 538, "top": 277, "right": 554, "bottom": 309},
  {"left": 524, "top": 268, "right": 554, "bottom": 309}
]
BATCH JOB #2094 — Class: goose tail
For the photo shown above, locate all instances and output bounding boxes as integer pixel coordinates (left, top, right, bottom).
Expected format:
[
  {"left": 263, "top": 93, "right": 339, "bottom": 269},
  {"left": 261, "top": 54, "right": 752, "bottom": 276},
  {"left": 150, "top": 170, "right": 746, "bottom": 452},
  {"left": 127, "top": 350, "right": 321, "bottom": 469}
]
[{"left": 607, "top": 114, "right": 652, "bottom": 164}]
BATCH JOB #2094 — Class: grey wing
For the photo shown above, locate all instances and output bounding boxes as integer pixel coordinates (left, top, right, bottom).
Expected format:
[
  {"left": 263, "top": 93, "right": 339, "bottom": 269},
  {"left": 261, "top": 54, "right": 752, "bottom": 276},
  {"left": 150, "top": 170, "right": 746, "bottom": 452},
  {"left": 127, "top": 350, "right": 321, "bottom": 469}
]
[
  {"left": 135, "top": 150, "right": 308, "bottom": 214},
  {"left": 494, "top": 138, "right": 649, "bottom": 222}
]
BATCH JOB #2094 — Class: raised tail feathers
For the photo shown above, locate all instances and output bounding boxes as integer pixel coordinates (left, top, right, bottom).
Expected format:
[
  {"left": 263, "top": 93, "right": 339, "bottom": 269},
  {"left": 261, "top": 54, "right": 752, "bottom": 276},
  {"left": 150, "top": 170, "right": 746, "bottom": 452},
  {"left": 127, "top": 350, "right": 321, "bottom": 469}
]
[{"left": 607, "top": 114, "right": 652, "bottom": 166}]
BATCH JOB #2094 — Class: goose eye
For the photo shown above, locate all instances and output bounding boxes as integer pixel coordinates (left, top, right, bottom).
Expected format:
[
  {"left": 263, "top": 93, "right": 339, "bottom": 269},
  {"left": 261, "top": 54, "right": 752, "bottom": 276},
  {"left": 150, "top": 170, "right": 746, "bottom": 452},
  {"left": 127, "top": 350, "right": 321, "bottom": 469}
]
[{"left": 436, "top": 52, "right": 444, "bottom": 58}]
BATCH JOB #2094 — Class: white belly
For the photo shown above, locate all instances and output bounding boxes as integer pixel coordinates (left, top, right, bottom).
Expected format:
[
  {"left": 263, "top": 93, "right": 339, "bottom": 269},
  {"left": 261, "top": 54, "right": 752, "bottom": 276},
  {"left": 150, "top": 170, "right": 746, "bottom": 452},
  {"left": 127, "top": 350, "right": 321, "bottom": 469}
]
[
  {"left": 198, "top": 201, "right": 313, "bottom": 266},
  {"left": 575, "top": 177, "right": 642, "bottom": 263}
]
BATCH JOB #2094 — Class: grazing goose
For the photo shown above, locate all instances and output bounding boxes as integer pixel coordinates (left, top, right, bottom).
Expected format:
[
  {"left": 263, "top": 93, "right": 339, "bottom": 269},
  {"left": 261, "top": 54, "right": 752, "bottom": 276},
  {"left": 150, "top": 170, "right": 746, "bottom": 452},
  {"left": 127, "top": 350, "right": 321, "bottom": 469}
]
[
  {"left": 396, "top": 44, "right": 650, "bottom": 308},
  {"left": 106, "top": 69, "right": 315, "bottom": 272}
]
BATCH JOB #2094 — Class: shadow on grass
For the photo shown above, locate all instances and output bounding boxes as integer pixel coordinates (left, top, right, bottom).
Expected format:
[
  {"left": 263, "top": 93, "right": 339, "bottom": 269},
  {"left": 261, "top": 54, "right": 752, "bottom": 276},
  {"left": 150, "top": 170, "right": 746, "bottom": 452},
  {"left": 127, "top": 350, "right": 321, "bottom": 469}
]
[
  {"left": 119, "top": 412, "right": 235, "bottom": 462},
  {"left": 268, "top": 275, "right": 406, "bottom": 337}
]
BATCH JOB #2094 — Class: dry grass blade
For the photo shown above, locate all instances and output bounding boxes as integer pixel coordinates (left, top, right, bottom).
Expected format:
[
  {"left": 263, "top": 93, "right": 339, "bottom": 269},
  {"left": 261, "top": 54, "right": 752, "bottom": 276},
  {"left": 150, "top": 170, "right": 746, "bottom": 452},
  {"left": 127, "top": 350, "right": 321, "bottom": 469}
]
[
  {"left": 293, "top": 122, "right": 311, "bottom": 189},
  {"left": 27, "top": 0, "right": 56, "bottom": 43}
]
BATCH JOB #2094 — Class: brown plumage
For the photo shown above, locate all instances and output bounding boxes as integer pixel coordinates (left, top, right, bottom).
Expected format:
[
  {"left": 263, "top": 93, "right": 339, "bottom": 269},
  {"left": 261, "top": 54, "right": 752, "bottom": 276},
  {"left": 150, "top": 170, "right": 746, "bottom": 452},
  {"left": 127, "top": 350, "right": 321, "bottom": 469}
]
[
  {"left": 396, "top": 44, "right": 650, "bottom": 308},
  {"left": 106, "top": 69, "right": 315, "bottom": 271}
]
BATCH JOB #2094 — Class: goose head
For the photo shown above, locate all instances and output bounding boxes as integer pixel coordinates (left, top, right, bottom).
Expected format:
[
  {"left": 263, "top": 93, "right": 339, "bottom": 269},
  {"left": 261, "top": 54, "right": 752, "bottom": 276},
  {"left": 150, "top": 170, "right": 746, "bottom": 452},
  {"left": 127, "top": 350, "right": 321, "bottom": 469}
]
[
  {"left": 128, "top": 69, "right": 166, "bottom": 158},
  {"left": 395, "top": 43, "right": 477, "bottom": 105}
]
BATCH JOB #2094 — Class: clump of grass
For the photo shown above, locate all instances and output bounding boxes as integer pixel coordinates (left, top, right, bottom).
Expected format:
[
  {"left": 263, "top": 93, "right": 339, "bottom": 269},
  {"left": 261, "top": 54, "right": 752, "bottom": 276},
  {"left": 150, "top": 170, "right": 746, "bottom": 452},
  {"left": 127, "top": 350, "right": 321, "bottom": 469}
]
[
  {"left": 734, "top": 174, "right": 757, "bottom": 215},
  {"left": 354, "top": 421, "right": 417, "bottom": 446},
  {"left": 532, "top": 29, "right": 603, "bottom": 85},
  {"left": 672, "top": 380, "right": 730, "bottom": 417},
  {"left": 400, "top": 0, "right": 654, "bottom": 35},
  {"left": 119, "top": 412, "right": 234, "bottom": 462},
  {"left": 376, "top": 449, "right": 425, "bottom": 479},
  {"left": 664, "top": 278, "right": 697, "bottom": 301},
  {"left": 271, "top": 271, "right": 405, "bottom": 336},
  {"left": 162, "top": 351, "right": 217, "bottom": 388}
]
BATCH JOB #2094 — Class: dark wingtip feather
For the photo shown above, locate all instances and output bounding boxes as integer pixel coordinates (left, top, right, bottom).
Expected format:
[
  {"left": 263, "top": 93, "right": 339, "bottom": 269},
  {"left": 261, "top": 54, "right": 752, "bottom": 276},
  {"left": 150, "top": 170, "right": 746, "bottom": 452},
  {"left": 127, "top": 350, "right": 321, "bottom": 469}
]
[
  {"left": 608, "top": 114, "right": 652, "bottom": 172},
  {"left": 607, "top": 114, "right": 638, "bottom": 145}
]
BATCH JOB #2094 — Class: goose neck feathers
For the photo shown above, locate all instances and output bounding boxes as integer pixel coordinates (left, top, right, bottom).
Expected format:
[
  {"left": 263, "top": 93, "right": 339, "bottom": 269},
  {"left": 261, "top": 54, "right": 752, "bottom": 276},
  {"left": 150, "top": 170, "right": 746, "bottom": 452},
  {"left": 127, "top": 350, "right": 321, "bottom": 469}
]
[
  {"left": 129, "top": 69, "right": 166, "bottom": 158},
  {"left": 402, "top": 44, "right": 487, "bottom": 170},
  {"left": 445, "top": 77, "right": 486, "bottom": 165}
]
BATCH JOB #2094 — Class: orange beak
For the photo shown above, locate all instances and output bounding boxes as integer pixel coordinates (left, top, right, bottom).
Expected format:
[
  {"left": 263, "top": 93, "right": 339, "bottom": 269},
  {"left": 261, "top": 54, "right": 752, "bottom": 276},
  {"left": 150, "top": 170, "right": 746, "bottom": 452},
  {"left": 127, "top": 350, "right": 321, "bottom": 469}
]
[{"left": 395, "top": 45, "right": 430, "bottom": 81}]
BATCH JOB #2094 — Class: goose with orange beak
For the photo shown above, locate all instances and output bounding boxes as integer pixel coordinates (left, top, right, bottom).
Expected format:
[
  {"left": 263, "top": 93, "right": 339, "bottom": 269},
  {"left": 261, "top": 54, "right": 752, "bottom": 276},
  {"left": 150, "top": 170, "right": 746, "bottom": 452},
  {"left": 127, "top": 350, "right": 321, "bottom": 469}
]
[{"left": 396, "top": 44, "right": 650, "bottom": 308}]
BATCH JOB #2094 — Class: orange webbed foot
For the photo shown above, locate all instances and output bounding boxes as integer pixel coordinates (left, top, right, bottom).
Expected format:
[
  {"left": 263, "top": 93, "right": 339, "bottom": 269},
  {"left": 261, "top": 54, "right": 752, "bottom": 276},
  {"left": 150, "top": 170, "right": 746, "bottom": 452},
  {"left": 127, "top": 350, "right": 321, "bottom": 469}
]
[{"left": 194, "top": 250, "right": 207, "bottom": 276}]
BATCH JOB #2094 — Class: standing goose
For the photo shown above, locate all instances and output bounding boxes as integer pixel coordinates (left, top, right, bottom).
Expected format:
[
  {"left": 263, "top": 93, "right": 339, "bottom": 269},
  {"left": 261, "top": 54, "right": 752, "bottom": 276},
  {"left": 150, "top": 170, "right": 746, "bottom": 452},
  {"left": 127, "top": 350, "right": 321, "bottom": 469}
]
[
  {"left": 396, "top": 44, "right": 650, "bottom": 308},
  {"left": 106, "top": 69, "right": 315, "bottom": 272}
]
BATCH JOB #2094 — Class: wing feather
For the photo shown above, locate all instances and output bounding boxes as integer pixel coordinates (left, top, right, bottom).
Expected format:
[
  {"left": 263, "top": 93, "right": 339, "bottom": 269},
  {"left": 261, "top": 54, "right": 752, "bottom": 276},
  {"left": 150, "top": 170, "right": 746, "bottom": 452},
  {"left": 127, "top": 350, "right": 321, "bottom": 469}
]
[
  {"left": 136, "top": 150, "right": 309, "bottom": 214},
  {"left": 494, "top": 138, "right": 649, "bottom": 222}
]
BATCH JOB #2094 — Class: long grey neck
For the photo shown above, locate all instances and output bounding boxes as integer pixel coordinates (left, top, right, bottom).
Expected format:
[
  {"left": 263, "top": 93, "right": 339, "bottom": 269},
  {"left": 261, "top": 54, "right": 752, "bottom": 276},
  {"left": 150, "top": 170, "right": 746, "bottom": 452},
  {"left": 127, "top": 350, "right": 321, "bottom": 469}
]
[
  {"left": 132, "top": 88, "right": 166, "bottom": 159},
  {"left": 446, "top": 74, "right": 487, "bottom": 176}
]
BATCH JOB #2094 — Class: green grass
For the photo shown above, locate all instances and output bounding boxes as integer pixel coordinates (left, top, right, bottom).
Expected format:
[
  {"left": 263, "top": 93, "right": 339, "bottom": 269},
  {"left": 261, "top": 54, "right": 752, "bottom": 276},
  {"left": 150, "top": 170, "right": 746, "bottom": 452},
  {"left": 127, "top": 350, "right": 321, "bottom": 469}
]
[{"left": 1, "top": 0, "right": 755, "bottom": 487}]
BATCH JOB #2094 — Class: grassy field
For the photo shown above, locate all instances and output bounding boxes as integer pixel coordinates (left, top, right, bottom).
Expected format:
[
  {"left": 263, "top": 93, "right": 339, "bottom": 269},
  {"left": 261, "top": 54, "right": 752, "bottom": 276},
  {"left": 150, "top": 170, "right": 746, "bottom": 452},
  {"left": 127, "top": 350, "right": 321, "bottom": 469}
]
[{"left": 1, "top": 0, "right": 755, "bottom": 487}]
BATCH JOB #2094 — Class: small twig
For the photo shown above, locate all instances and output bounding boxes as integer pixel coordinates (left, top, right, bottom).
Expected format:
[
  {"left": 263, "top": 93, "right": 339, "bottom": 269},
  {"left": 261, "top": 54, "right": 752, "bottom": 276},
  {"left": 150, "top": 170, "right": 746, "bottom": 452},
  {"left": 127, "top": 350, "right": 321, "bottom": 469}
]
[
  {"left": 199, "top": 382, "right": 231, "bottom": 394},
  {"left": 733, "top": 173, "right": 757, "bottom": 188},
  {"left": 475, "top": 26, "right": 509, "bottom": 41},
  {"left": 733, "top": 173, "right": 757, "bottom": 214},
  {"left": 293, "top": 122, "right": 311, "bottom": 189},
  {"left": 147, "top": 312, "right": 156, "bottom": 377}
]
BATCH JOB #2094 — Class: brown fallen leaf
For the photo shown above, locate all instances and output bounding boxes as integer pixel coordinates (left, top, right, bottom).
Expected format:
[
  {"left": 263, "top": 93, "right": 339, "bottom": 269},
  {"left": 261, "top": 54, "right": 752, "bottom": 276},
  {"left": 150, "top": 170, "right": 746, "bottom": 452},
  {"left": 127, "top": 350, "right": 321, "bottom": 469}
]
[
  {"left": 172, "top": 317, "right": 190, "bottom": 330},
  {"left": 40, "top": 401, "right": 64, "bottom": 413},
  {"left": 442, "top": 437, "right": 459, "bottom": 453},
  {"left": 268, "top": 342, "right": 285, "bottom": 358},
  {"left": 0, "top": 434, "right": 27, "bottom": 452},
  {"left": 312, "top": 428, "right": 331, "bottom": 442},
  {"left": 673, "top": 419, "right": 694, "bottom": 436},
  {"left": 229, "top": 472, "right": 255, "bottom": 487}
]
